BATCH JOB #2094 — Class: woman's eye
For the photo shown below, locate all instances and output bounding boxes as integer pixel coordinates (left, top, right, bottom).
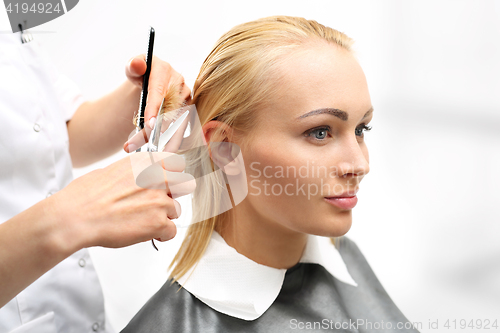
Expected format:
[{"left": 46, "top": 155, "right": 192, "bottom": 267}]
[
  {"left": 305, "top": 126, "right": 331, "bottom": 141},
  {"left": 355, "top": 124, "right": 372, "bottom": 137}
]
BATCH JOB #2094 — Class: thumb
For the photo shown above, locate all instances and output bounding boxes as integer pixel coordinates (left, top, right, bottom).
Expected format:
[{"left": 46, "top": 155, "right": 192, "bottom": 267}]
[{"left": 125, "top": 55, "right": 147, "bottom": 85}]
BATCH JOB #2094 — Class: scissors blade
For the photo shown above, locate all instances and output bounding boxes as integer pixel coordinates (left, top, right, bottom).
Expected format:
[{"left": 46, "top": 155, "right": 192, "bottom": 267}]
[
  {"left": 157, "top": 109, "right": 190, "bottom": 152},
  {"left": 147, "top": 98, "right": 166, "bottom": 152}
]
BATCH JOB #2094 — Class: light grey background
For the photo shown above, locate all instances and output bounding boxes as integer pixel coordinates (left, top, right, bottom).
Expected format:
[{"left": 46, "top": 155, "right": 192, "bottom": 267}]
[{"left": 1, "top": 1, "right": 499, "bottom": 332}]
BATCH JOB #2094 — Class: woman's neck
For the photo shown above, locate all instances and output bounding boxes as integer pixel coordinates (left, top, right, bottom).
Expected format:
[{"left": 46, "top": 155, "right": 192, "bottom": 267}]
[{"left": 219, "top": 203, "right": 308, "bottom": 269}]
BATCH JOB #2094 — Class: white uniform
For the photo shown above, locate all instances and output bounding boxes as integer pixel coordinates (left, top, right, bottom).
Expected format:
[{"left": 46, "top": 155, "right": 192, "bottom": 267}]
[{"left": 0, "top": 33, "right": 113, "bottom": 333}]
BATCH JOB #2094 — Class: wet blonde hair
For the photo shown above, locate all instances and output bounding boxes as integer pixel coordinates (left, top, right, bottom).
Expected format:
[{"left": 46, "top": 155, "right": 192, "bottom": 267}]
[{"left": 169, "top": 15, "right": 354, "bottom": 281}]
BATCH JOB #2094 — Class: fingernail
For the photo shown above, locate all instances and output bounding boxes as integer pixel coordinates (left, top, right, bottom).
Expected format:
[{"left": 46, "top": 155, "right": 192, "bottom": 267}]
[
  {"left": 148, "top": 117, "right": 156, "bottom": 129},
  {"left": 173, "top": 200, "right": 181, "bottom": 219},
  {"left": 126, "top": 143, "right": 138, "bottom": 153}
]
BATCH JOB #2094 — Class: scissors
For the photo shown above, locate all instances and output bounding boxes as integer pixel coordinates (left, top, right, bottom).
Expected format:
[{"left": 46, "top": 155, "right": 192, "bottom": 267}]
[
  {"left": 146, "top": 101, "right": 190, "bottom": 251},
  {"left": 147, "top": 99, "right": 190, "bottom": 153}
]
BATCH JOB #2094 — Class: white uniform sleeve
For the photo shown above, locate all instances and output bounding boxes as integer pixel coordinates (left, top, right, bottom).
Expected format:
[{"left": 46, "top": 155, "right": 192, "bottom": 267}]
[
  {"left": 52, "top": 72, "right": 87, "bottom": 123},
  {"left": 32, "top": 37, "right": 87, "bottom": 123}
]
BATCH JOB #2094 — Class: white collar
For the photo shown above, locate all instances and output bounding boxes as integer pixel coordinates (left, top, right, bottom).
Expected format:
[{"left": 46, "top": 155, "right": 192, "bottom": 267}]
[{"left": 176, "top": 231, "right": 357, "bottom": 321}]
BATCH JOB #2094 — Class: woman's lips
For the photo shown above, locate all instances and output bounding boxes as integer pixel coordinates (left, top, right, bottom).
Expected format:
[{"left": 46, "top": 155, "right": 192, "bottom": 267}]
[{"left": 324, "top": 195, "right": 358, "bottom": 210}]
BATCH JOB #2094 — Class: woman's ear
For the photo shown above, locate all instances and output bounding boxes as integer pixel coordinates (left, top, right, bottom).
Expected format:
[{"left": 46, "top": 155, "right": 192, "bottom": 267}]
[
  {"left": 202, "top": 120, "right": 232, "bottom": 145},
  {"left": 202, "top": 121, "right": 242, "bottom": 175}
]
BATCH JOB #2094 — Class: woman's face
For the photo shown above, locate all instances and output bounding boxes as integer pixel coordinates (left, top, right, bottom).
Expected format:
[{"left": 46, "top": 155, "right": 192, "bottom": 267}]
[{"left": 237, "top": 42, "right": 373, "bottom": 238}]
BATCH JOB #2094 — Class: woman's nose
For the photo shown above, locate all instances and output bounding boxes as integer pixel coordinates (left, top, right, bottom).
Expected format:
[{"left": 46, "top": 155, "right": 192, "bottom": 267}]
[{"left": 335, "top": 137, "right": 370, "bottom": 179}]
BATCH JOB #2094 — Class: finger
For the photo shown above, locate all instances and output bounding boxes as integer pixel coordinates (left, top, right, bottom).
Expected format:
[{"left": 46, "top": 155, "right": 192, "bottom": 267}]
[
  {"left": 155, "top": 219, "right": 177, "bottom": 242},
  {"left": 179, "top": 82, "right": 192, "bottom": 103},
  {"left": 166, "top": 199, "right": 182, "bottom": 220},
  {"left": 171, "top": 179, "right": 197, "bottom": 199},
  {"left": 129, "top": 152, "right": 185, "bottom": 189},
  {"left": 123, "top": 127, "right": 151, "bottom": 153},
  {"left": 144, "top": 57, "right": 176, "bottom": 128},
  {"left": 129, "top": 56, "right": 147, "bottom": 77},
  {"left": 153, "top": 152, "right": 186, "bottom": 171},
  {"left": 125, "top": 55, "right": 147, "bottom": 86},
  {"left": 164, "top": 171, "right": 197, "bottom": 199}
]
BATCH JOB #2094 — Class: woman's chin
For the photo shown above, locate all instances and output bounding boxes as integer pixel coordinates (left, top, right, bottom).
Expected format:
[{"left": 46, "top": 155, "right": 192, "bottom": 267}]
[{"left": 310, "top": 214, "right": 353, "bottom": 238}]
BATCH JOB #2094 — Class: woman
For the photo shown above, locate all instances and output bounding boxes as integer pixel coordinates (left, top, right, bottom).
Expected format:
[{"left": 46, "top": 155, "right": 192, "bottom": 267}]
[{"left": 121, "top": 15, "right": 419, "bottom": 333}]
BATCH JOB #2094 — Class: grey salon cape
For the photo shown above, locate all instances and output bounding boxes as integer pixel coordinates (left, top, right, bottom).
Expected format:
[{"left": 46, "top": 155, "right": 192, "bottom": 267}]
[{"left": 121, "top": 236, "right": 419, "bottom": 333}]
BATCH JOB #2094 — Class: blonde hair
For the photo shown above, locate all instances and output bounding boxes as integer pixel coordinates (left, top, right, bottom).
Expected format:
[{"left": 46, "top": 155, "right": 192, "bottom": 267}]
[{"left": 169, "top": 15, "right": 354, "bottom": 281}]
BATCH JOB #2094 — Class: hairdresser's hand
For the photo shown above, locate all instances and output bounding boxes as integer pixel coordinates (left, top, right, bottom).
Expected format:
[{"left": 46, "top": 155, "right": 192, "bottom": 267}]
[
  {"left": 125, "top": 54, "right": 192, "bottom": 130},
  {"left": 122, "top": 107, "right": 190, "bottom": 154},
  {"left": 50, "top": 152, "right": 196, "bottom": 250}
]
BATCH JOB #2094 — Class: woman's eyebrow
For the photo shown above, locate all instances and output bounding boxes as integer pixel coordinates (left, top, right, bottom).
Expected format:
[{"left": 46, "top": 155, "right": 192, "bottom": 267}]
[{"left": 296, "top": 106, "right": 374, "bottom": 121}]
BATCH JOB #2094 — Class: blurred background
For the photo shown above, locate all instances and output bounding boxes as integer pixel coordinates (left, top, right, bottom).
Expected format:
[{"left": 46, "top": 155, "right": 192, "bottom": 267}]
[{"left": 2, "top": 0, "right": 499, "bottom": 331}]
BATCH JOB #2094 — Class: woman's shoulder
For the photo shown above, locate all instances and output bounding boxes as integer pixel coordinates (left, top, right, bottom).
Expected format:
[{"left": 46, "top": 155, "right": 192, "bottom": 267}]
[
  {"left": 334, "top": 236, "right": 370, "bottom": 267},
  {"left": 120, "top": 279, "right": 201, "bottom": 333},
  {"left": 330, "top": 236, "right": 419, "bottom": 331},
  {"left": 333, "top": 236, "right": 390, "bottom": 289},
  {"left": 331, "top": 235, "right": 393, "bottom": 298},
  {"left": 121, "top": 278, "right": 261, "bottom": 333}
]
